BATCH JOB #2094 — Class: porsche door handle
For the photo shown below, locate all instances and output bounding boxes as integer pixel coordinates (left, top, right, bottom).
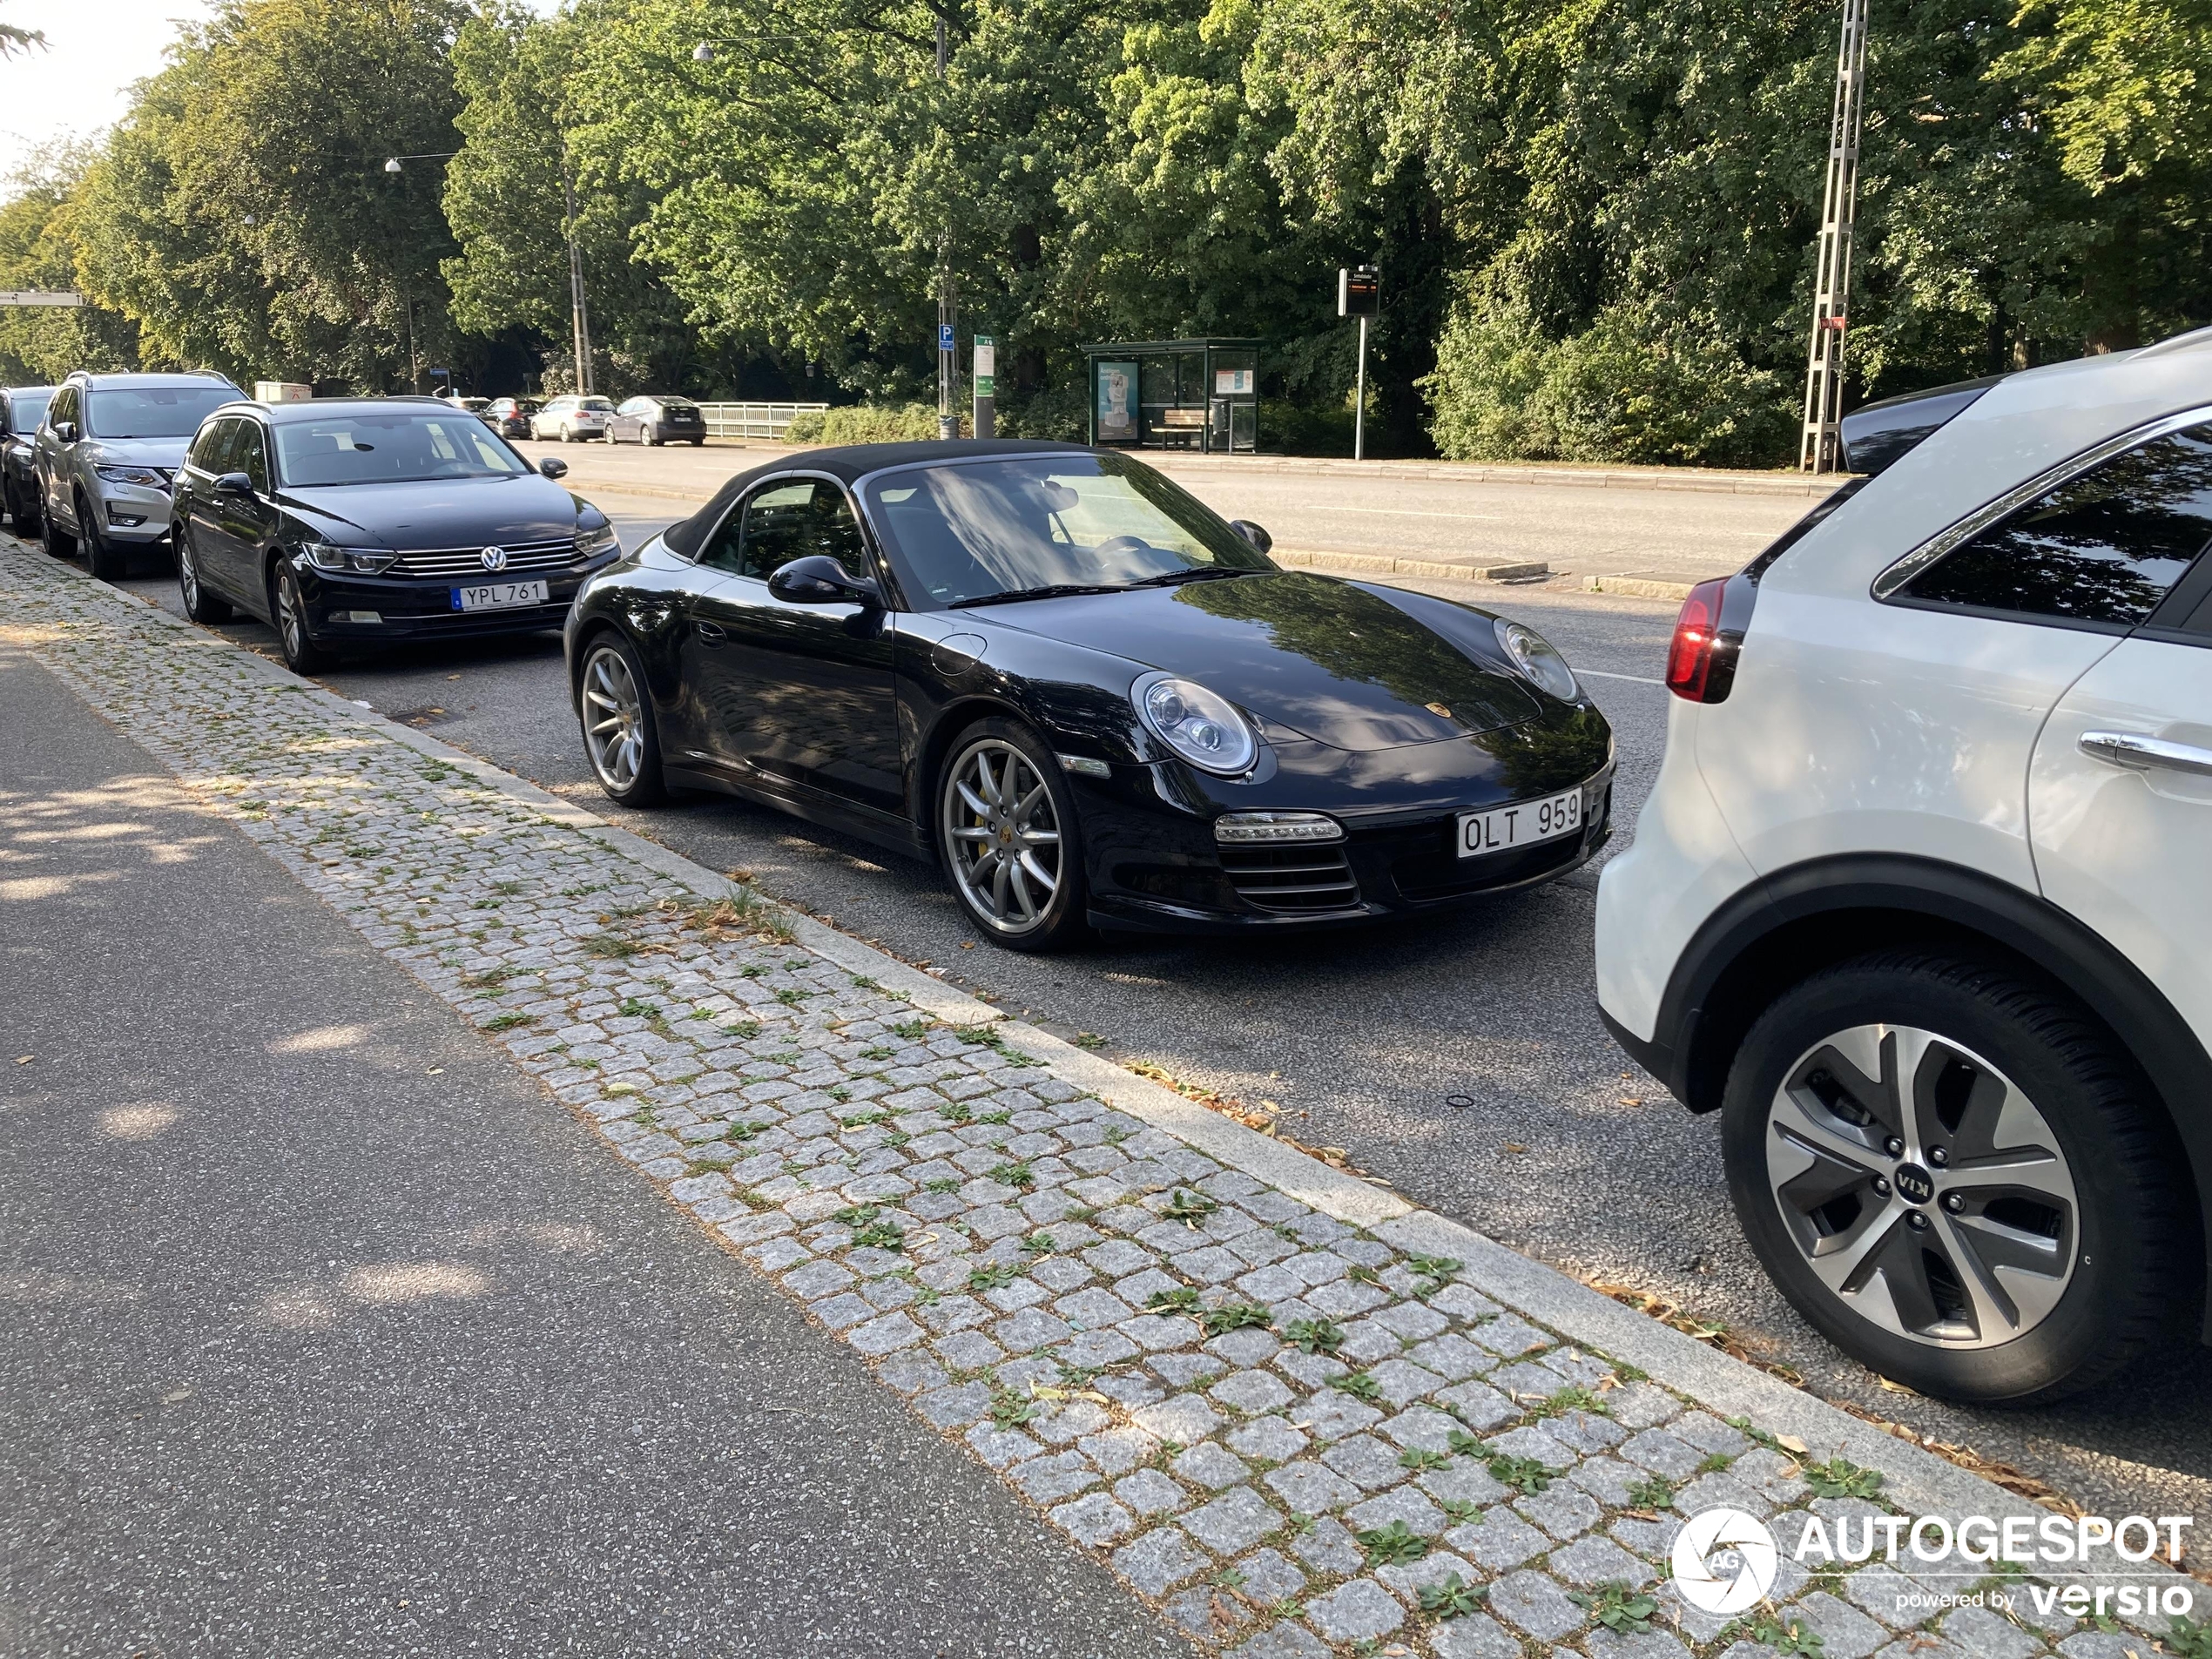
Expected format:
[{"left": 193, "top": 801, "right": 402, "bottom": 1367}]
[
  {"left": 2079, "top": 730, "right": 2212, "bottom": 779},
  {"left": 694, "top": 620, "right": 728, "bottom": 646}
]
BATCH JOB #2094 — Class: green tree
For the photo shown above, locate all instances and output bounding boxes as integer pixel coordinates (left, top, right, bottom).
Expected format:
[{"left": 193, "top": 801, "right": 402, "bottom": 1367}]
[{"left": 77, "top": 0, "right": 469, "bottom": 389}]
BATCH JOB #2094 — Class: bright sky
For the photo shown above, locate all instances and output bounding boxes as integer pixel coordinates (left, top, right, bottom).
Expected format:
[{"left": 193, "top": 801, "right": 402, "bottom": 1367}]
[
  {"left": 0, "top": 0, "right": 562, "bottom": 183},
  {"left": 0, "top": 0, "right": 218, "bottom": 180}
]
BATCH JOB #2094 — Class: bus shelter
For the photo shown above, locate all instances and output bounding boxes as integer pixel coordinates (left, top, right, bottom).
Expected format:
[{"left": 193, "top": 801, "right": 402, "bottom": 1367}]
[{"left": 1082, "top": 340, "right": 1259, "bottom": 454}]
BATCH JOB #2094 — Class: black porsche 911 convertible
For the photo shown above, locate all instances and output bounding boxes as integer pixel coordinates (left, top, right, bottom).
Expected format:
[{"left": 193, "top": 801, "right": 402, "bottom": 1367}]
[{"left": 565, "top": 440, "right": 1614, "bottom": 949}]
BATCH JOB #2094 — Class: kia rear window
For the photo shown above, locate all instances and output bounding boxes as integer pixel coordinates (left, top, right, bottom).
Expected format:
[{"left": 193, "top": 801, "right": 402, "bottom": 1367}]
[{"left": 1901, "top": 422, "right": 2212, "bottom": 626}]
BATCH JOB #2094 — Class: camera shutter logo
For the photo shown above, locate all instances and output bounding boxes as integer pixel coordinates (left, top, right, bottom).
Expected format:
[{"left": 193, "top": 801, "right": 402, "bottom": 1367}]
[
  {"left": 480, "top": 545, "right": 508, "bottom": 571},
  {"left": 1672, "top": 1507, "right": 1779, "bottom": 1615}
]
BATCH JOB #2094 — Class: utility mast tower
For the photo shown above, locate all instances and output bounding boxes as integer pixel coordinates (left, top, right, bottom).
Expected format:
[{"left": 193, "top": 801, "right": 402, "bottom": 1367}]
[{"left": 1800, "top": 0, "right": 1870, "bottom": 472}]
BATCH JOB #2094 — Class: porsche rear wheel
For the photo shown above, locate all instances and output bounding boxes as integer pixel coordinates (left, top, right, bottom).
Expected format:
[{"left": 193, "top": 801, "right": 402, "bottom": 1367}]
[{"left": 938, "top": 719, "right": 1086, "bottom": 951}]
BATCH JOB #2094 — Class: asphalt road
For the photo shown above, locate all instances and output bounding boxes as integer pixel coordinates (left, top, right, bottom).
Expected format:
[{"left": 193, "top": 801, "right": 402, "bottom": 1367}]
[
  {"left": 520, "top": 439, "right": 1818, "bottom": 590},
  {"left": 92, "top": 486, "right": 2212, "bottom": 1529},
  {"left": 0, "top": 640, "right": 1185, "bottom": 1657}
]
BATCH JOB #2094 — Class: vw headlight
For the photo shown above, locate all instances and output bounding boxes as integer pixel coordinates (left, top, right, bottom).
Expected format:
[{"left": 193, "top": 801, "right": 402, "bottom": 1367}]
[
  {"left": 1494, "top": 618, "right": 1580, "bottom": 701},
  {"left": 574, "top": 518, "right": 620, "bottom": 560},
  {"left": 300, "top": 542, "right": 396, "bottom": 575},
  {"left": 95, "top": 464, "right": 166, "bottom": 489},
  {"left": 1134, "top": 672, "right": 1257, "bottom": 776}
]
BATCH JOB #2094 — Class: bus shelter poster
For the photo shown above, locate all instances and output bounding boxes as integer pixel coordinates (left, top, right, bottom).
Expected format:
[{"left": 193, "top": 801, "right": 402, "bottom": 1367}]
[{"left": 1096, "top": 362, "right": 1137, "bottom": 441}]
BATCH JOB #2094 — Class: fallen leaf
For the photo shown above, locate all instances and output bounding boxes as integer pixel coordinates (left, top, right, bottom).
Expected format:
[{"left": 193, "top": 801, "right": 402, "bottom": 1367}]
[
  {"left": 959, "top": 941, "right": 975, "bottom": 949},
  {"left": 1877, "top": 1377, "right": 1920, "bottom": 1397},
  {"left": 14, "top": 1055, "right": 30, "bottom": 1065},
  {"left": 1031, "top": 1384, "right": 1069, "bottom": 1400},
  {"left": 1501, "top": 1142, "right": 1529, "bottom": 1155},
  {"left": 428, "top": 1067, "right": 445, "bottom": 1076},
  {"left": 1619, "top": 1096, "right": 1643, "bottom": 1107},
  {"left": 1777, "top": 1434, "right": 1811, "bottom": 1455}
]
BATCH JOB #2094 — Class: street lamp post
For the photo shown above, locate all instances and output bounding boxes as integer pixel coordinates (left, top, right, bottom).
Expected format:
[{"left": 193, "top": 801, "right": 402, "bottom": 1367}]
[{"left": 563, "top": 166, "right": 595, "bottom": 395}]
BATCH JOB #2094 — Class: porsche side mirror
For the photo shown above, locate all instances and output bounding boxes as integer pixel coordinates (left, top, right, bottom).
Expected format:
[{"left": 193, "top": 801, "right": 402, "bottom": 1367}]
[
  {"left": 214, "top": 470, "right": 255, "bottom": 495},
  {"left": 769, "top": 555, "right": 879, "bottom": 606},
  {"left": 537, "top": 455, "right": 569, "bottom": 479},
  {"left": 1229, "top": 519, "right": 1272, "bottom": 555}
]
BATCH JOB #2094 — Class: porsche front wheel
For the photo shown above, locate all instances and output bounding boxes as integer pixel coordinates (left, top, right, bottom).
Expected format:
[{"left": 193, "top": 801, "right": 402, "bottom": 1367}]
[{"left": 937, "top": 720, "right": 1087, "bottom": 951}]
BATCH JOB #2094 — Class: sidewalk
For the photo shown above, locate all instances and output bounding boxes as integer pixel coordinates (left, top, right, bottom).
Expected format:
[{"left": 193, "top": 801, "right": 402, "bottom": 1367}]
[
  {"left": 0, "top": 644, "right": 1183, "bottom": 1657},
  {"left": 3, "top": 536, "right": 2196, "bottom": 1657}
]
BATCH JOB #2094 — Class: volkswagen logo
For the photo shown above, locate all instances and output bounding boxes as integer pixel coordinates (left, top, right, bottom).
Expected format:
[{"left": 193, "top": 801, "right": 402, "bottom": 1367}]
[{"left": 480, "top": 545, "right": 508, "bottom": 571}]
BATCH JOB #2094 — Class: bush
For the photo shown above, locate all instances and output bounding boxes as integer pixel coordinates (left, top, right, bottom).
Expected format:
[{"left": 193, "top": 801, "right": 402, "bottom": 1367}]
[
  {"left": 995, "top": 382, "right": 1087, "bottom": 442},
  {"left": 784, "top": 403, "right": 969, "bottom": 445},
  {"left": 1426, "top": 298, "right": 1794, "bottom": 468}
]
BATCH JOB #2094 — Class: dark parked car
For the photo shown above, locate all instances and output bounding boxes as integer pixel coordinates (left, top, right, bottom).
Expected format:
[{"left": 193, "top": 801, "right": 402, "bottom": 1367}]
[
  {"left": 35, "top": 370, "right": 245, "bottom": 578},
  {"left": 0, "top": 384, "right": 53, "bottom": 533},
  {"left": 565, "top": 441, "right": 1614, "bottom": 949},
  {"left": 485, "top": 396, "right": 541, "bottom": 440},
  {"left": 610, "top": 395, "right": 706, "bottom": 446},
  {"left": 168, "top": 396, "right": 621, "bottom": 675}
]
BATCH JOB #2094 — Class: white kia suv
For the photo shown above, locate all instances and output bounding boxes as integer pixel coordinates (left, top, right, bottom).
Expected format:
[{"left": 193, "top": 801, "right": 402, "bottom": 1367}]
[{"left": 1596, "top": 327, "right": 2212, "bottom": 1403}]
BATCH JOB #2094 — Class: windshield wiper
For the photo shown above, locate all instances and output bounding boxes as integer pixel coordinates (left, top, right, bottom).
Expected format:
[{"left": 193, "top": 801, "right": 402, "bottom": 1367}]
[
  {"left": 1131, "top": 566, "right": 1257, "bottom": 587},
  {"left": 948, "top": 583, "right": 1132, "bottom": 608}
]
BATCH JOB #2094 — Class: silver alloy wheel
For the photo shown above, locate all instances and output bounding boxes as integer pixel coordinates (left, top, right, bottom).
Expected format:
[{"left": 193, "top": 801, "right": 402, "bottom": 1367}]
[
  {"left": 275, "top": 572, "right": 306, "bottom": 659},
  {"left": 942, "top": 738, "right": 1062, "bottom": 936},
  {"left": 178, "top": 534, "right": 201, "bottom": 609},
  {"left": 1766, "top": 1023, "right": 2080, "bottom": 1348},
  {"left": 580, "top": 644, "right": 645, "bottom": 792}
]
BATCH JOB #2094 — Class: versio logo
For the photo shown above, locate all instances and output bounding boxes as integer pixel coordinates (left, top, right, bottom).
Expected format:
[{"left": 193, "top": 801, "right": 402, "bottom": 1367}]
[{"left": 1672, "top": 1507, "right": 1780, "bottom": 1615}]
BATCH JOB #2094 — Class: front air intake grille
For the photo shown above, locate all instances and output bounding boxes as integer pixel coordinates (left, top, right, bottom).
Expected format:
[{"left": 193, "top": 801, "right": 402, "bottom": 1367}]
[
  {"left": 387, "top": 537, "right": 577, "bottom": 578},
  {"left": 1218, "top": 843, "right": 1359, "bottom": 913}
]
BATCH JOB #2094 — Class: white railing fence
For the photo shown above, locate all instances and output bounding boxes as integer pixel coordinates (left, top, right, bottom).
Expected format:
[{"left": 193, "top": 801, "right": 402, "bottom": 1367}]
[{"left": 693, "top": 401, "right": 829, "bottom": 440}]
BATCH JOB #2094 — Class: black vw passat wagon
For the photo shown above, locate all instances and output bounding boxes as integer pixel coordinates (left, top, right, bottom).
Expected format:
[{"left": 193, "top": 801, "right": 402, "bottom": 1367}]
[
  {"left": 169, "top": 397, "right": 621, "bottom": 673},
  {"left": 566, "top": 441, "right": 1614, "bottom": 950}
]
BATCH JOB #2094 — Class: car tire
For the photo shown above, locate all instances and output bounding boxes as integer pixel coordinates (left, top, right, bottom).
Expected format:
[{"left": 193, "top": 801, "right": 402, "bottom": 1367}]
[
  {"left": 936, "top": 717, "right": 1089, "bottom": 952},
  {"left": 271, "top": 563, "right": 327, "bottom": 675},
  {"left": 1722, "top": 949, "right": 2190, "bottom": 1404},
  {"left": 576, "top": 631, "right": 667, "bottom": 806},
  {"left": 39, "top": 485, "right": 72, "bottom": 556},
  {"left": 80, "top": 492, "right": 128, "bottom": 581},
  {"left": 176, "top": 525, "right": 232, "bottom": 623},
  {"left": 690, "top": 438, "right": 704, "bottom": 447},
  {"left": 643, "top": 424, "right": 660, "bottom": 447}
]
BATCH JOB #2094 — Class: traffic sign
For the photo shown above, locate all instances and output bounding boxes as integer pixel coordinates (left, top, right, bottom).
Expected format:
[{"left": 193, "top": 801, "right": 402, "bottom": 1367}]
[
  {"left": 1338, "top": 266, "right": 1380, "bottom": 317},
  {"left": 938, "top": 324, "right": 955, "bottom": 353},
  {"left": 973, "top": 334, "right": 995, "bottom": 398},
  {"left": 0, "top": 290, "right": 83, "bottom": 307}
]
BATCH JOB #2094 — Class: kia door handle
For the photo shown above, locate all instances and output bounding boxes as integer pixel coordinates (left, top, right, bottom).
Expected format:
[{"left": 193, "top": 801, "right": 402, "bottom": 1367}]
[
  {"left": 2079, "top": 730, "right": 2212, "bottom": 779},
  {"left": 694, "top": 620, "right": 728, "bottom": 646}
]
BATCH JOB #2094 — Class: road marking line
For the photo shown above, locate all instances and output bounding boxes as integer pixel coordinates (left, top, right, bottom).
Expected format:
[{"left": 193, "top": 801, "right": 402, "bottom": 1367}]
[{"left": 1575, "top": 668, "right": 1664, "bottom": 685}]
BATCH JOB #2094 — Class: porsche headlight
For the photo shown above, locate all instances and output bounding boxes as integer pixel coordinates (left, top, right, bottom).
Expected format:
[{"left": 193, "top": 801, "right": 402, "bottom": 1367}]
[
  {"left": 300, "top": 542, "right": 395, "bottom": 575},
  {"left": 1134, "top": 672, "right": 1257, "bottom": 776},
  {"left": 1494, "top": 617, "right": 1580, "bottom": 701}
]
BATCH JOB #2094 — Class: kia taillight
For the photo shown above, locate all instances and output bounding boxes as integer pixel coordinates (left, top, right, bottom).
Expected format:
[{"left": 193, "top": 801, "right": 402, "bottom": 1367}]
[{"left": 1665, "top": 575, "right": 1754, "bottom": 703}]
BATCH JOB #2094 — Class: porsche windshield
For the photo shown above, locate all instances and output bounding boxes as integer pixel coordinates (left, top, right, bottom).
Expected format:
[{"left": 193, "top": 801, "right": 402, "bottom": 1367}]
[
  {"left": 862, "top": 454, "right": 1273, "bottom": 607},
  {"left": 273, "top": 412, "right": 530, "bottom": 487}
]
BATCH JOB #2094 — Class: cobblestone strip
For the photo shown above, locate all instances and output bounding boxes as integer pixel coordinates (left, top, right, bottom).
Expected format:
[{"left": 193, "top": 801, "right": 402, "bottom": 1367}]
[{"left": 3, "top": 539, "right": 2197, "bottom": 1659}]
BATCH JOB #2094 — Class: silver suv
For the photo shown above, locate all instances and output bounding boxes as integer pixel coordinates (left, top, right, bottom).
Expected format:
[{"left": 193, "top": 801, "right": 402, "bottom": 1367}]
[{"left": 35, "top": 371, "right": 243, "bottom": 578}]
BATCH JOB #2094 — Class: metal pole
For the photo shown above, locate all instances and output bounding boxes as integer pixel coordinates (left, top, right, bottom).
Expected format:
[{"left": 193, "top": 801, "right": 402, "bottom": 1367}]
[
  {"left": 1354, "top": 315, "right": 1368, "bottom": 462},
  {"left": 935, "top": 17, "right": 958, "bottom": 440},
  {"left": 564, "top": 169, "right": 595, "bottom": 395},
  {"left": 1800, "top": 0, "right": 1869, "bottom": 472}
]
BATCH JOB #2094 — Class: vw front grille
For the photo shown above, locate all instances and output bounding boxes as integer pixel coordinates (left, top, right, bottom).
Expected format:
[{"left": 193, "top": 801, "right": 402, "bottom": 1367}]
[{"left": 387, "top": 538, "right": 577, "bottom": 578}]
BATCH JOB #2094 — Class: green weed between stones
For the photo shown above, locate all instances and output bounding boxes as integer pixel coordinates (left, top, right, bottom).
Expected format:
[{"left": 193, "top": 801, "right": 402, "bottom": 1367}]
[
  {"left": 1285, "top": 1318, "right": 1345, "bottom": 1354},
  {"left": 1802, "top": 1457, "right": 1883, "bottom": 1501},
  {"left": 1418, "top": 1572, "right": 1487, "bottom": 1619},
  {"left": 1487, "top": 1453, "right": 1551, "bottom": 1494},
  {"left": 1571, "top": 1581, "right": 1657, "bottom": 1635},
  {"left": 1354, "top": 1519, "right": 1426, "bottom": 1565}
]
